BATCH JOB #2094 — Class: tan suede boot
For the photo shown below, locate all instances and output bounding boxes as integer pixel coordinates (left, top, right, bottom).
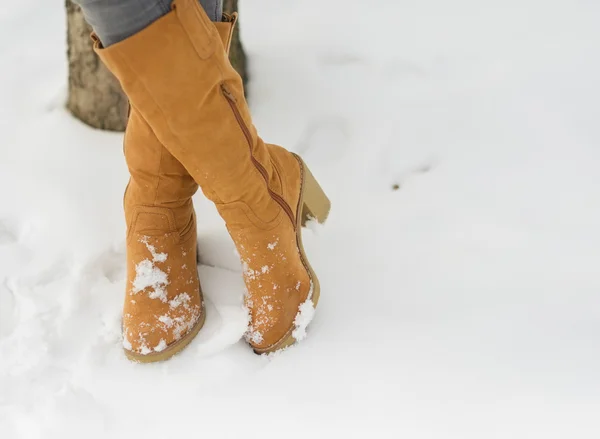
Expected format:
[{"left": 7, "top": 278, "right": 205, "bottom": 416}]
[
  {"left": 95, "top": 0, "right": 330, "bottom": 354},
  {"left": 120, "top": 14, "right": 238, "bottom": 362}
]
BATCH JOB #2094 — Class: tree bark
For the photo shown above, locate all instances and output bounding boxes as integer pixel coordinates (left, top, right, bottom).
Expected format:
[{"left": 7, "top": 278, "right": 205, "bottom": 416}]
[
  {"left": 66, "top": 0, "right": 248, "bottom": 132},
  {"left": 66, "top": 0, "right": 128, "bottom": 131},
  {"left": 223, "top": 0, "right": 249, "bottom": 87}
]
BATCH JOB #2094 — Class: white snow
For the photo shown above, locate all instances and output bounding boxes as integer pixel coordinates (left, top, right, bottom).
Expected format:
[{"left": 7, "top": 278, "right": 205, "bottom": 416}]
[
  {"left": 131, "top": 259, "right": 169, "bottom": 302},
  {"left": 139, "top": 237, "right": 167, "bottom": 263},
  {"left": 131, "top": 237, "right": 170, "bottom": 302},
  {"left": 168, "top": 292, "right": 191, "bottom": 309},
  {"left": 292, "top": 299, "right": 315, "bottom": 342},
  {"left": 122, "top": 333, "right": 132, "bottom": 351},
  {"left": 1, "top": 0, "right": 600, "bottom": 438},
  {"left": 158, "top": 315, "right": 174, "bottom": 328},
  {"left": 154, "top": 339, "right": 168, "bottom": 352},
  {"left": 245, "top": 328, "right": 264, "bottom": 345}
]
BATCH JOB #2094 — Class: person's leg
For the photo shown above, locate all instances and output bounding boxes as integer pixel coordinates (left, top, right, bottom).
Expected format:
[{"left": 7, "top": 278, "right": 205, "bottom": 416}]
[
  {"left": 120, "top": 15, "right": 238, "bottom": 362},
  {"left": 94, "top": 0, "right": 331, "bottom": 355},
  {"left": 72, "top": 0, "right": 236, "bottom": 362},
  {"left": 74, "top": 0, "right": 223, "bottom": 47},
  {"left": 199, "top": 0, "right": 223, "bottom": 23}
]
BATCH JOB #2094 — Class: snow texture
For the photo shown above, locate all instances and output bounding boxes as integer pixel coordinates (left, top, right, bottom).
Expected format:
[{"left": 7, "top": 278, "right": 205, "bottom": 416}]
[
  {"left": 131, "top": 237, "right": 169, "bottom": 302},
  {"left": 1, "top": 0, "right": 600, "bottom": 438},
  {"left": 154, "top": 339, "right": 167, "bottom": 352},
  {"left": 292, "top": 299, "right": 315, "bottom": 342}
]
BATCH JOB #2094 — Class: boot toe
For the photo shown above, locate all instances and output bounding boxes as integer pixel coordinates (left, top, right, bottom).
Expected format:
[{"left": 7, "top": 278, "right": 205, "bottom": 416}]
[{"left": 123, "top": 293, "right": 203, "bottom": 356}]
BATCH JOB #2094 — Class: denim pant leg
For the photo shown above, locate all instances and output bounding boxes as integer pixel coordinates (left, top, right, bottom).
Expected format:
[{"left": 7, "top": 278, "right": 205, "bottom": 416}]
[{"left": 74, "top": 0, "right": 223, "bottom": 47}]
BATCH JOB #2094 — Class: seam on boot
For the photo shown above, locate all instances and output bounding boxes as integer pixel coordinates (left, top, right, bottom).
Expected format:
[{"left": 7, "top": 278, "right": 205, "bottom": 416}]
[
  {"left": 216, "top": 200, "right": 284, "bottom": 232},
  {"left": 269, "top": 156, "right": 287, "bottom": 211},
  {"left": 174, "top": 0, "right": 218, "bottom": 60},
  {"left": 153, "top": 140, "right": 165, "bottom": 206},
  {"left": 110, "top": 49, "right": 224, "bottom": 203},
  {"left": 178, "top": 210, "right": 197, "bottom": 243},
  {"left": 127, "top": 206, "right": 178, "bottom": 244}
]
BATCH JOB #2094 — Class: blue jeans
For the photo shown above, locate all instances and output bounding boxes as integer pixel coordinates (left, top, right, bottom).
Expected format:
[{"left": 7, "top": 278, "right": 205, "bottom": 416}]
[{"left": 74, "top": 0, "right": 223, "bottom": 47}]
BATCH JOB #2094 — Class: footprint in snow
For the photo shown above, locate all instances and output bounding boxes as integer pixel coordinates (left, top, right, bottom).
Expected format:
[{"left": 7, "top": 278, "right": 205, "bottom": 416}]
[{"left": 391, "top": 161, "right": 434, "bottom": 191}]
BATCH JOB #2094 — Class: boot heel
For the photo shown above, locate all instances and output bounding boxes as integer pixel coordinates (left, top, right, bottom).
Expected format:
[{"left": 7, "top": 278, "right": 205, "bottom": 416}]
[{"left": 300, "top": 161, "right": 331, "bottom": 227}]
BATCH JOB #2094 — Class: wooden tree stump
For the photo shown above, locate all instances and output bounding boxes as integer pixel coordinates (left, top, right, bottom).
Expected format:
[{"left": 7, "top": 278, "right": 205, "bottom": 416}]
[
  {"left": 66, "top": 0, "right": 128, "bottom": 131},
  {"left": 224, "top": 0, "right": 249, "bottom": 87},
  {"left": 66, "top": 0, "right": 248, "bottom": 132}
]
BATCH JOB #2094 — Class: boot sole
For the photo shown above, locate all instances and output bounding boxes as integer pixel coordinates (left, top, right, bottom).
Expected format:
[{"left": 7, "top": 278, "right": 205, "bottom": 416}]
[
  {"left": 253, "top": 156, "right": 330, "bottom": 354},
  {"left": 123, "top": 305, "right": 206, "bottom": 363}
]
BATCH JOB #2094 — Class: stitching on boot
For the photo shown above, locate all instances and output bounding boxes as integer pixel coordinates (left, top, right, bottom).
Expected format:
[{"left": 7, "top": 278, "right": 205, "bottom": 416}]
[
  {"left": 111, "top": 48, "right": 224, "bottom": 201},
  {"left": 269, "top": 156, "right": 286, "bottom": 203},
  {"left": 178, "top": 211, "right": 197, "bottom": 244},
  {"left": 174, "top": 0, "right": 217, "bottom": 60},
  {"left": 153, "top": 141, "right": 165, "bottom": 205},
  {"left": 128, "top": 206, "right": 178, "bottom": 244},
  {"left": 217, "top": 201, "right": 284, "bottom": 231}
]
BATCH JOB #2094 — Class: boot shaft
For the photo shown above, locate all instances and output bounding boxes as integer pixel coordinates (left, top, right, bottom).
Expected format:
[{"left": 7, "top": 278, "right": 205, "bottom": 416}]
[
  {"left": 94, "top": 0, "right": 284, "bottom": 224},
  {"left": 122, "top": 11, "right": 240, "bottom": 232}
]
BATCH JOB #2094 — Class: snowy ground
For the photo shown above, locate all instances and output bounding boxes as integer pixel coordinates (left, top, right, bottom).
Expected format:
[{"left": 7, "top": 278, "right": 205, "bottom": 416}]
[{"left": 1, "top": 0, "right": 600, "bottom": 437}]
